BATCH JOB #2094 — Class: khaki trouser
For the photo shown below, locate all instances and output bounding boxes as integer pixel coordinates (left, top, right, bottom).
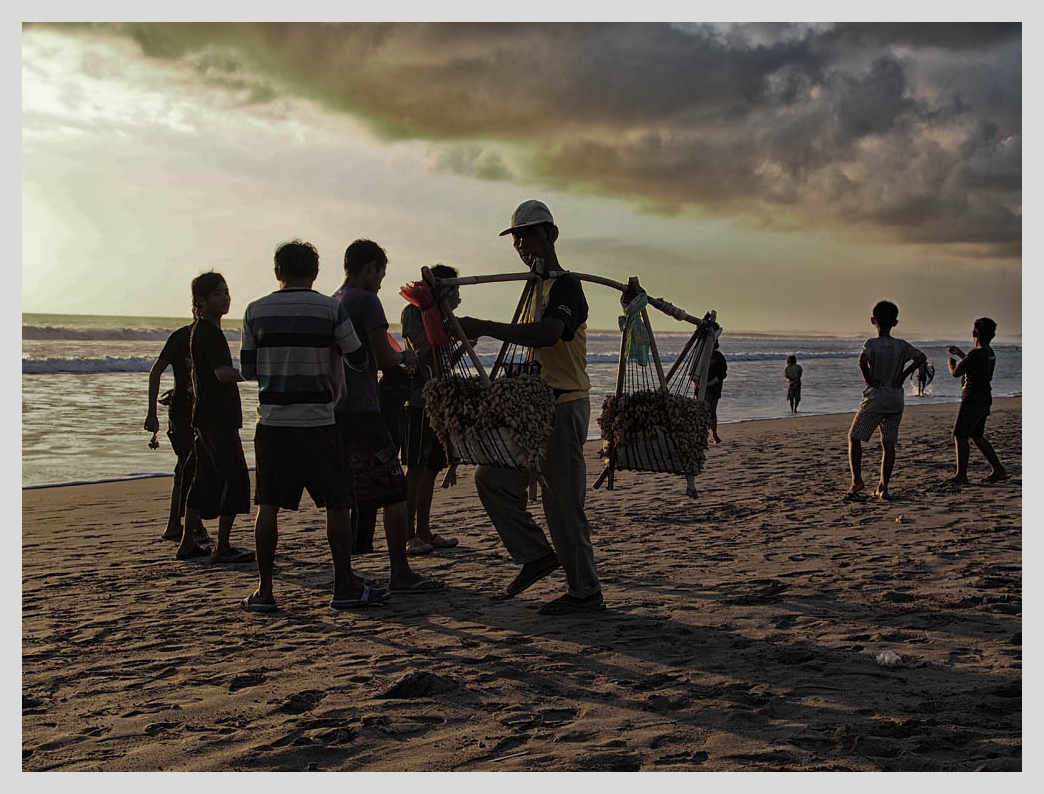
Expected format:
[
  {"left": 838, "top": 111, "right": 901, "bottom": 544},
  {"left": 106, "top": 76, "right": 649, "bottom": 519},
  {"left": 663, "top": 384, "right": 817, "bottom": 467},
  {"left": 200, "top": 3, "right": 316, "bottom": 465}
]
[{"left": 474, "top": 397, "right": 601, "bottom": 599}]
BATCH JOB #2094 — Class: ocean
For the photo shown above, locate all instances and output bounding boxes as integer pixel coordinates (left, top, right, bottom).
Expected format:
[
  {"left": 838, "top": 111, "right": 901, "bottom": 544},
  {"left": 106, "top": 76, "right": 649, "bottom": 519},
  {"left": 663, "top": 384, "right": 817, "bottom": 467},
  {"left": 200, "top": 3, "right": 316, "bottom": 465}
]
[{"left": 22, "top": 313, "right": 1022, "bottom": 489}]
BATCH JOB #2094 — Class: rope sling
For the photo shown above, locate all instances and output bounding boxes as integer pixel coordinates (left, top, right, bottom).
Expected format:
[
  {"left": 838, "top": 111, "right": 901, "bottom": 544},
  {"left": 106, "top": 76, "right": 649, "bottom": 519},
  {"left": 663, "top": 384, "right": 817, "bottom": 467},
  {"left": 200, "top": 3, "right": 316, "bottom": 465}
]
[
  {"left": 594, "top": 278, "right": 721, "bottom": 499},
  {"left": 401, "top": 267, "right": 556, "bottom": 495}
]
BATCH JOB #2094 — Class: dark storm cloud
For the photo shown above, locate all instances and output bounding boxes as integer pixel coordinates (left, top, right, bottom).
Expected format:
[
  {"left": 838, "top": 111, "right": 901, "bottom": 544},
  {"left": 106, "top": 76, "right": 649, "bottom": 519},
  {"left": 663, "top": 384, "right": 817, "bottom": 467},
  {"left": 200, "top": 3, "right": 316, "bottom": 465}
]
[{"left": 55, "top": 21, "right": 1020, "bottom": 256}]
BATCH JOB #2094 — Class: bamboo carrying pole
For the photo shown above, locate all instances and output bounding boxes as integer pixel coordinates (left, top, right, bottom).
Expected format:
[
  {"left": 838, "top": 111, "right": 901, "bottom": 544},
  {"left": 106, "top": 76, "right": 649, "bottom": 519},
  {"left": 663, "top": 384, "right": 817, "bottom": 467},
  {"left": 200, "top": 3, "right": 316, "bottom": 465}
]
[{"left": 437, "top": 271, "right": 705, "bottom": 326}]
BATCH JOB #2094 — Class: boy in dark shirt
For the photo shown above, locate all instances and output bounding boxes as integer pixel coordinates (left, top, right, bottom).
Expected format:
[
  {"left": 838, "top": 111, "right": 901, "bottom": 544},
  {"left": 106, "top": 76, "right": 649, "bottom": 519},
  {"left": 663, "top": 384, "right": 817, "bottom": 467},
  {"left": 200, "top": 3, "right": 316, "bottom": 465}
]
[
  {"left": 180, "top": 271, "right": 254, "bottom": 563},
  {"left": 145, "top": 307, "right": 208, "bottom": 546},
  {"left": 945, "top": 317, "right": 1011, "bottom": 485}
]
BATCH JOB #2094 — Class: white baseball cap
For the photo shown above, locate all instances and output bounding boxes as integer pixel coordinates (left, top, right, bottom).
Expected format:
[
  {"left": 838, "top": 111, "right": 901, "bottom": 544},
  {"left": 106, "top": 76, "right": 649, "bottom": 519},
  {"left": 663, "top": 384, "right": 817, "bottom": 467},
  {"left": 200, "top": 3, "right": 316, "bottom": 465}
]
[{"left": 498, "top": 199, "right": 555, "bottom": 236}]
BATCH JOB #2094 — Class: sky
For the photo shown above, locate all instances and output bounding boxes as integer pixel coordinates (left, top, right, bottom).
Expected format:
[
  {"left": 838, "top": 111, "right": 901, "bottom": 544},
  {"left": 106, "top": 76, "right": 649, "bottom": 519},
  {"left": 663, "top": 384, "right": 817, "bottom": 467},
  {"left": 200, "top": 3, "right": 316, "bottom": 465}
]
[{"left": 20, "top": 18, "right": 1023, "bottom": 340}]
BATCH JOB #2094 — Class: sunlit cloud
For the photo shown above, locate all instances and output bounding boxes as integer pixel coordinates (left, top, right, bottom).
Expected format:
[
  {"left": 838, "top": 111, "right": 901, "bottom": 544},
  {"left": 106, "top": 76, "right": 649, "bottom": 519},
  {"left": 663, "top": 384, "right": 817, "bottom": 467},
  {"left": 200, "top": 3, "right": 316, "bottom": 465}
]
[
  {"left": 30, "top": 21, "right": 1018, "bottom": 257},
  {"left": 21, "top": 21, "right": 1022, "bottom": 338}
]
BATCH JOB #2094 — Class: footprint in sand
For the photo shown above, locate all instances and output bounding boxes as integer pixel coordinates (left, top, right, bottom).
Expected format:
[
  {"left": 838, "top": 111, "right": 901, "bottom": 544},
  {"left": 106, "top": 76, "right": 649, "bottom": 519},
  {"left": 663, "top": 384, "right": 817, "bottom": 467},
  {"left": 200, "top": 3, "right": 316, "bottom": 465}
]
[
  {"left": 276, "top": 690, "right": 325, "bottom": 714},
  {"left": 229, "top": 671, "right": 266, "bottom": 692}
]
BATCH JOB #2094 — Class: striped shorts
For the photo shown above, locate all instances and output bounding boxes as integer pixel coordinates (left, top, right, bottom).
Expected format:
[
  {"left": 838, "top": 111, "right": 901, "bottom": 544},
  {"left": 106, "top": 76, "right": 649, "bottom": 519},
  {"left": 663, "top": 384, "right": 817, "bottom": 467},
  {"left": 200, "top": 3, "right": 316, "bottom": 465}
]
[{"left": 849, "top": 409, "right": 902, "bottom": 444}]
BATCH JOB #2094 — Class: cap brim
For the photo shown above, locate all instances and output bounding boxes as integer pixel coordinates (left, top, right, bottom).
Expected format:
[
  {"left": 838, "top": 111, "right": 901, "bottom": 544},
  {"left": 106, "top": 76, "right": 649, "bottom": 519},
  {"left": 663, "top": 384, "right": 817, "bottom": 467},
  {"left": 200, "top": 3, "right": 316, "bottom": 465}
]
[{"left": 498, "top": 220, "right": 542, "bottom": 236}]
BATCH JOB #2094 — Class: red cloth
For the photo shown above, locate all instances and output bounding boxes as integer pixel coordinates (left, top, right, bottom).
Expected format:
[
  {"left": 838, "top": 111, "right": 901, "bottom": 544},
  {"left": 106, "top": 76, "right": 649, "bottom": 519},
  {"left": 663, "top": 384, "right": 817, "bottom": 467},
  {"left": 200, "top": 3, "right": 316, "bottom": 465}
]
[{"left": 400, "top": 281, "right": 451, "bottom": 346}]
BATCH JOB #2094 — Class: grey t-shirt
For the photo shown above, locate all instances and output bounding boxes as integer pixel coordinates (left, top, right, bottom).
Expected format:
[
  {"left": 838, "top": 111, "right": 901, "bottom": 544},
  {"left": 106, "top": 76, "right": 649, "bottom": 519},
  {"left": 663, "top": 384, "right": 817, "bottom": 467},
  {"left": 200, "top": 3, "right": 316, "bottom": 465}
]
[{"left": 858, "top": 336, "right": 922, "bottom": 413}]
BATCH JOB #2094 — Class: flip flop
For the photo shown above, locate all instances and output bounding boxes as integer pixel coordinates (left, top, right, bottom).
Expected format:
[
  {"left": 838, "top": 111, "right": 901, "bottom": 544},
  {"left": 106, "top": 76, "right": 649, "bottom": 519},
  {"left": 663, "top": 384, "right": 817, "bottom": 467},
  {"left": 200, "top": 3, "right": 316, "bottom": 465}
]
[
  {"left": 537, "top": 592, "right": 606, "bottom": 616},
  {"left": 389, "top": 577, "right": 445, "bottom": 595},
  {"left": 406, "top": 539, "right": 434, "bottom": 556},
  {"left": 430, "top": 534, "right": 459, "bottom": 548},
  {"left": 983, "top": 472, "right": 1013, "bottom": 483},
  {"left": 331, "top": 584, "right": 392, "bottom": 609},
  {"left": 210, "top": 547, "right": 256, "bottom": 564},
  {"left": 176, "top": 544, "right": 211, "bottom": 560},
  {"left": 240, "top": 591, "right": 277, "bottom": 613}
]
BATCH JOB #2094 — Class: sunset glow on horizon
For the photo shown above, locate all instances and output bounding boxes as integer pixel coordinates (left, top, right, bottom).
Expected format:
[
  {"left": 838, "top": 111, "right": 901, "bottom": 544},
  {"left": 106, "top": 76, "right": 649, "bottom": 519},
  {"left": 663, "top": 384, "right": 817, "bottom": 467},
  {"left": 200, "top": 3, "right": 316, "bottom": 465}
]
[{"left": 21, "top": 21, "right": 1023, "bottom": 341}]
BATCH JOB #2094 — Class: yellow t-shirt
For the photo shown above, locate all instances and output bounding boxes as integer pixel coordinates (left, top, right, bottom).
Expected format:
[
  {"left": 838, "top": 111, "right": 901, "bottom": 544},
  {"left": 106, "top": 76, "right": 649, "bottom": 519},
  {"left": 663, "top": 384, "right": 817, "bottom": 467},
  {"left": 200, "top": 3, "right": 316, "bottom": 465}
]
[{"left": 524, "top": 275, "right": 591, "bottom": 403}]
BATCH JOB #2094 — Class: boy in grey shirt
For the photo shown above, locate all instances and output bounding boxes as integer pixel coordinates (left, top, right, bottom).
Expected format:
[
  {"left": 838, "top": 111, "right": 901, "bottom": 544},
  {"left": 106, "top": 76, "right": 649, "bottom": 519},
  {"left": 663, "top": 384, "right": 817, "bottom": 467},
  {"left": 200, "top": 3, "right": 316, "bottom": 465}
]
[{"left": 846, "top": 300, "right": 926, "bottom": 501}]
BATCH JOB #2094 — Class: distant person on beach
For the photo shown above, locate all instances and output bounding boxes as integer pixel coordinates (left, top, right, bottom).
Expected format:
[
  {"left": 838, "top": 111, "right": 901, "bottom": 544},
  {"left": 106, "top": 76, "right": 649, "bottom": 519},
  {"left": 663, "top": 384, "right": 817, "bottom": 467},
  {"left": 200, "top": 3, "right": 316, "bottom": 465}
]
[
  {"left": 785, "top": 354, "right": 803, "bottom": 414},
  {"left": 332, "top": 238, "right": 444, "bottom": 594},
  {"left": 400, "top": 264, "right": 462, "bottom": 556},
  {"left": 846, "top": 300, "right": 926, "bottom": 501},
  {"left": 457, "top": 199, "right": 604, "bottom": 615},
  {"left": 238, "top": 240, "right": 382, "bottom": 612},
  {"left": 702, "top": 341, "right": 727, "bottom": 443},
  {"left": 179, "top": 272, "right": 254, "bottom": 563},
  {"left": 144, "top": 304, "right": 209, "bottom": 547},
  {"left": 916, "top": 362, "right": 927, "bottom": 396},
  {"left": 945, "top": 317, "right": 1011, "bottom": 486}
]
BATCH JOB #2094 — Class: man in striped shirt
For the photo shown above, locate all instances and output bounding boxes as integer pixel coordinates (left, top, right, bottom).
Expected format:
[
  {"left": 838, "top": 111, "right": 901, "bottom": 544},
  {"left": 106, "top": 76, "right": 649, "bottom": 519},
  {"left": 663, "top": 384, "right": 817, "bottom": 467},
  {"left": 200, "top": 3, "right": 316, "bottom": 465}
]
[{"left": 238, "top": 240, "right": 387, "bottom": 612}]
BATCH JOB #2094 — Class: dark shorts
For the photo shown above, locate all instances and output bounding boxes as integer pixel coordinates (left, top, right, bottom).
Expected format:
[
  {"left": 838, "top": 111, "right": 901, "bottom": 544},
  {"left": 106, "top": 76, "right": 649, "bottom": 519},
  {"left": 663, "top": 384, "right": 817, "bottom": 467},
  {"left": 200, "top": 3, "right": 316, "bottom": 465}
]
[
  {"left": 401, "top": 406, "right": 448, "bottom": 471},
  {"left": 186, "top": 426, "right": 251, "bottom": 520},
  {"left": 254, "top": 423, "right": 351, "bottom": 510},
  {"left": 788, "top": 381, "right": 801, "bottom": 401},
  {"left": 337, "top": 411, "right": 408, "bottom": 510},
  {"left": 953, "top": 403, "right": 990, "bottom": 439},
  {"left": 167, "top": 413, "right": 195, "bottom": 462},
  {"left": 167, "top": 414, "right": 196, "bottom": 517},
  {"left": 705, "top": 392, "right": 720, "bottom": 419}
]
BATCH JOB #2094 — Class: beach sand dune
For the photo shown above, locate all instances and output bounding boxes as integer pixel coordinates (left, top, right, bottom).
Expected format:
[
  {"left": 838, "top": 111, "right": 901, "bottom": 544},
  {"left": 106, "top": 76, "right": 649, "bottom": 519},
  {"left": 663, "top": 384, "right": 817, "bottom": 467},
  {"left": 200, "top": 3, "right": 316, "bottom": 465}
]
[{"left": 22, "top": 399, "right": 1021, "bottom": 771}]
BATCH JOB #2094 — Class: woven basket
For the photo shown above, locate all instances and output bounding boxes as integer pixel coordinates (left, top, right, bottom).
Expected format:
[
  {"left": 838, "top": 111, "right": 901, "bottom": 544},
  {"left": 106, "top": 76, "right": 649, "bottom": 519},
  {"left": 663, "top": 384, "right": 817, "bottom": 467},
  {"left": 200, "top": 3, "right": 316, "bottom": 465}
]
[
  {"left": 611, "top": 427, "right": 685, "bottom": 474},
  {"left": 448, "top": 427, "right": 528, "bottom": 469}
]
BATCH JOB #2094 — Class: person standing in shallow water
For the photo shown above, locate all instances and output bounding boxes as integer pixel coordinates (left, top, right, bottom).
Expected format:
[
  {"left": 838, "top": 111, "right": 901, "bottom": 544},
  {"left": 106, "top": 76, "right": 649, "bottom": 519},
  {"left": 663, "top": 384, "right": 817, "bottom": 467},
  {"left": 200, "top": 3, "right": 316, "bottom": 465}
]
[{"left": 785, "top": 354, "right": 803, "bottom": 413}]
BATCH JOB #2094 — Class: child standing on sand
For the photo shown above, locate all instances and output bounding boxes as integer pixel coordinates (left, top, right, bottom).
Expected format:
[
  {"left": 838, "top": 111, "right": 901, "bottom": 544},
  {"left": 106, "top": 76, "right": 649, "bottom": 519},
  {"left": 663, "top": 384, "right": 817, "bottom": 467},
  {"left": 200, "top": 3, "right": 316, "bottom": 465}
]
[
  {"left": 785, "top": 355, "right": 802, "bottom": 413},
  {"left": 945, "top": 317, "right": 1011, "bottom": 486},
  {"left": 179, "top": 272, "right": 254, "bottom": 563},
  {"left": 144, "top": 304, "right": 209, "bottom": 547},
  {"left": 846, "top": 300, "right": 926, "bottom": 501}
]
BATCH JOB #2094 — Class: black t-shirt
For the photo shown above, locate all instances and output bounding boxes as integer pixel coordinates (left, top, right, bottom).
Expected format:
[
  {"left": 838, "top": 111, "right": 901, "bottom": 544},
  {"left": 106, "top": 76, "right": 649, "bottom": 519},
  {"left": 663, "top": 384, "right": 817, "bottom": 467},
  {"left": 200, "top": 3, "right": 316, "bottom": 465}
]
[
  {"left": 543, "top": 272, "right": 588, "bottom": 341},
  {"left": 190, "top": 320, "right": 242, "bottom": 429},
  {"left": 158, "top": 324, "right": 195, "bottom": 419},
  {"left": 707, "top": 351, "right": 727, "bottom": 398},
  {"left": 959, "top": 346, "right": 995, "bottom": 407}
]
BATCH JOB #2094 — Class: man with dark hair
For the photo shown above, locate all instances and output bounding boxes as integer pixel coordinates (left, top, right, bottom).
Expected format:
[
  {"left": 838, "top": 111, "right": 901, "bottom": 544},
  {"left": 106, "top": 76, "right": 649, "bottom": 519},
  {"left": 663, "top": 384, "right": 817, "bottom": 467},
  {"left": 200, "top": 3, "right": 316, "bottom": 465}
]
[
  {"left": 945, "top": 317, "right": 1011, "bottom": 485},
  {"left": 238, "top": 240, "right": 383, "bottom": 612},
  {"left": 845, "top": 299, "right": 926, "bottom": 501},
  {"left": 332, "top": 239, "right": 444, "bottom": 594},
  {"left": 180, "top": 271, "right": 253, "bottom": 562},
  {"left": 457, "top": 200, "right": 604, "bottom": 615}
]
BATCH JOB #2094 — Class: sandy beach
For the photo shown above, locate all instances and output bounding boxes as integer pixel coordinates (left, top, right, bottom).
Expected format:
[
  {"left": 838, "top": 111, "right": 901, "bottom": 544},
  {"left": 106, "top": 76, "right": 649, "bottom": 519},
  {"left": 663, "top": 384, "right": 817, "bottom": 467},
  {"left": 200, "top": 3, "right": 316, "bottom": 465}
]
[{"left": 21, "top": 399, "right": 1022, "bottom": 772}]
